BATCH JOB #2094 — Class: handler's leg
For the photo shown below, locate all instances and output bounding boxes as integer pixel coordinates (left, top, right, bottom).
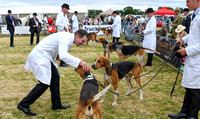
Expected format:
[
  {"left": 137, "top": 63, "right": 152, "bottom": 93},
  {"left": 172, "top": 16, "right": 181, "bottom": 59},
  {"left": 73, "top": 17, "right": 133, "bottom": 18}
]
[
  {"left": 50, "top": 62, "right": 71, "bottom": 110},
  {"left": 188, "top": 89, "right": 200, "bottom": 118},
  {"left": 146, "top": 53, "right": 153, "bottom": 66},
  {"left": 112, "top": 37, "right": 116, "bottom": 42}
]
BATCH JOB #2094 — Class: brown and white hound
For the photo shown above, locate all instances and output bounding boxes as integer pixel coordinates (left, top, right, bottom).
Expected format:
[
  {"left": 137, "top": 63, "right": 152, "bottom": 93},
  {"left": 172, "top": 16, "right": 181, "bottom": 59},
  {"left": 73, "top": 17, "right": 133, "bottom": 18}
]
[
  {"left": 98, "top": 27, "right": 113, "bottom": 40},
  {"left": 75, "top": 65, "right": 110, "bottom": 119},
  {"left": 91, "top": 56, "right": 143, "bottom": 106},
  {"left": 111, "top": 44, "right": 160, "bottom": 69},
  {"left": 96, "top": 37, "right": 125, "bottom": 60}
]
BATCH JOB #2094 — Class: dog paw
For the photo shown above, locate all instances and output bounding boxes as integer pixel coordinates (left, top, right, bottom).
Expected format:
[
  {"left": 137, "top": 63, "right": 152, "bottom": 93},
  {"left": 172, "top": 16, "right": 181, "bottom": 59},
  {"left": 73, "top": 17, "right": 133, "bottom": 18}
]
[
  {"left": 140, "top": 97, "right": 143, "bottom": 100},
  {"left": 112, "top": 102, "right": 117, "bottom": 106},
  {"left": 100, "top": 100, "right": 104, "bottom": 103}
]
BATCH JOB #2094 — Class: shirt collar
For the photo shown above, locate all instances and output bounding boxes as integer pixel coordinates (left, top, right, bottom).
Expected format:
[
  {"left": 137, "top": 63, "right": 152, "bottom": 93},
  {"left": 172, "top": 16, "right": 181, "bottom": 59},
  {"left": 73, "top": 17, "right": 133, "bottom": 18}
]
[{"left": 194, "top": 7, "right": 200, "bottom": 16}]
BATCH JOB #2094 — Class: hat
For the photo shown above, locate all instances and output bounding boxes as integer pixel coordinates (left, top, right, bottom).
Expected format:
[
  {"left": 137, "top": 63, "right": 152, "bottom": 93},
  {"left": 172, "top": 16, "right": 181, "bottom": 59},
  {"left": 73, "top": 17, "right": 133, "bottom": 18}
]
[
  {"left": 146, "top": 8, "right": 154, "bottom": 13},
  {"left": 8, "top": 10, "right": 12, "bottom": 13},
  {"left": 183, "top": 8, "right": 189, "bottom": 12},
  {"left": 61, "top": 3, "right": 70, "bottom": 9},
  {"left": 112, "top": 11, "right": 118, "bottom": 15},
  {"left": 175, "top": 25, "right": 186, "bottom": 33},
  {"left": 33, "top": 13, "right": 37, "bottom": 16},
  {"left": 74, "top": 11, "right": 78, "bottom": 14},
  {"left": 174, "top": 8, "right": 180, "bottom": 12},
  {"left": 164, "top": 14, "right": 168, "bottom": 17}
]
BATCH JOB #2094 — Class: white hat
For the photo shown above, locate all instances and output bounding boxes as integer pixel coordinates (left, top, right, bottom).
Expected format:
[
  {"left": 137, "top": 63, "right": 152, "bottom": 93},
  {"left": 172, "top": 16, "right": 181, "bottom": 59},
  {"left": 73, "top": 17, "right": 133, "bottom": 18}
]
[{"left": 175, "top": 25, "right": 186, "bottom": 33}]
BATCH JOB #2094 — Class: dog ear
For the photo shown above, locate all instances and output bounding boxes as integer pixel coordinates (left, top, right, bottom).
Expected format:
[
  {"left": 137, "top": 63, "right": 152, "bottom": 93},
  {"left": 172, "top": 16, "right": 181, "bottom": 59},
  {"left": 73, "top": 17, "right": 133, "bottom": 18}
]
[{"left": 104, "top": 58, "right": 110, "bottom": 67}]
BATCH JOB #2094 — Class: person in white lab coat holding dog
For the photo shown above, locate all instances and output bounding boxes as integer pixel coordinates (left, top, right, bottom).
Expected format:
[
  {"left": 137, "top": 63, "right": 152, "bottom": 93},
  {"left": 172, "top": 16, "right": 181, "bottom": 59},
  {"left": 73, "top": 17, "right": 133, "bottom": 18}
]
[
  {"left": 168, "top": 0, "right": 200, "bottom": 118},
  {"left": 141, "top": 8, "right": 157, "bottom": 67},
  {"left": 17, "top": 29, "right": 90, "bottom": 116}
]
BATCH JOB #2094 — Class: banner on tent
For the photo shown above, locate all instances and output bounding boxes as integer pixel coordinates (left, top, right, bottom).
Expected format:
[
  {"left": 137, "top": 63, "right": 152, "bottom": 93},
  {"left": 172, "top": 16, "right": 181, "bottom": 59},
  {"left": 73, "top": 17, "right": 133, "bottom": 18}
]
[
  {"left": 2, "top": 26, "right": 31, "bottom": 34},
  {"left": 82, "top": 25, "right": 111, "bottom": 33}
]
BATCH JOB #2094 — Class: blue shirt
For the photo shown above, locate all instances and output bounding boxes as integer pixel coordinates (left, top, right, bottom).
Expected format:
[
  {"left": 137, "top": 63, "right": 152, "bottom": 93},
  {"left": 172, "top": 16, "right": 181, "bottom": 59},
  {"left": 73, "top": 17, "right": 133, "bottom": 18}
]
[{"left": 194, "top": 7, "right": 200, "bottom": 16}]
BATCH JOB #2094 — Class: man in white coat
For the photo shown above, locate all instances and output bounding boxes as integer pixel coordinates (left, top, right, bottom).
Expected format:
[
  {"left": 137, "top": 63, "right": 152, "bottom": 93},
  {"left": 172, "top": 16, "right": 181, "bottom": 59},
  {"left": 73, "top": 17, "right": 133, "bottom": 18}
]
[
  {"left": 72, "top": 11, "right": 79, "bottom": 33},
  {"left": 56, "top": 3, "right": 71, "bottom": 67},
  {"left": 17, "top": 29, "right": 90, "bottom": 116},
  {"left": 111, "top": 11, "right": 121, "bottom": 42},
  {"left": 141, "top": 8, "right": 156, "bottom": 66},
  {"left": 168, "top": 0, "right": 200, "bottom": 119}
]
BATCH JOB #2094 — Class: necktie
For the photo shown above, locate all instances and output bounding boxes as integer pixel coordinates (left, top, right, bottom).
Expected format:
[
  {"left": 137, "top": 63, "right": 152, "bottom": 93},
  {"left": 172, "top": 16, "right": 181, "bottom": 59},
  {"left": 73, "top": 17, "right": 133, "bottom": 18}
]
[{"left": 192, "top": 13, "right": 196, "bottom": 20}]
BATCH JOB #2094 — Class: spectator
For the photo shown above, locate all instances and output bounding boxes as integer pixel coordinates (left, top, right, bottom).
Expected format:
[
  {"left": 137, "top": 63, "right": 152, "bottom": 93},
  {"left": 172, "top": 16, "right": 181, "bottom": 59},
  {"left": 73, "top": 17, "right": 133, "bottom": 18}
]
[
  {"left": 141, "top": 8, "right": 157, "bottom": 67},
  {"left": 83, "top": 16, "right": 90, "bottom": 25},
  {"left": 72, "top": 11, "right": 79, "bottom": 33},
  {"left": 5, "top": 10, "right": 17, "bottom": 47},
  {"left": 163, "top": 15, "right": 171, "bottom": 33},
  {"left": 168, "top": 0, "right": 200, "bottom": 118},
  {"left": 66, "top": 12, "right": 71, "bottom": 32},
  {"left": 48, "top": 15, "right": 53, "bottom": 26},
  {"left": 182, "top": 8, "right": 191, "bottom": 34},
  {"left": 16, "top": 17, "right": 22, "bottom": 26},
  {"left": 43, "top": 14, "right": 48, "bottom": 34},
  {"left": 101, "top": 19, "right": 108, "bottom": 25},
  {"left": 17, "top": 29, "right": 90, "bottom": 116},
  {"left": 122, "top": 17, "right": 128, "bottom": 34},
  {"left": 93, "top": 17, "right": 99, "bottom": 25},
  {"left": 175, "top": 25, "right": 187, "bottom": 40},
  {"left": 140, "top": 14, "right": 146, "bottom": 23},
  {"left": 157, "top": 22, "right": 168, "bottom": 37},
  {"left": 29, "top": 13, "right": 41, "bottom": 45},
  {"left": 171, "top": 8, "right": 183, "bottom": 39}
]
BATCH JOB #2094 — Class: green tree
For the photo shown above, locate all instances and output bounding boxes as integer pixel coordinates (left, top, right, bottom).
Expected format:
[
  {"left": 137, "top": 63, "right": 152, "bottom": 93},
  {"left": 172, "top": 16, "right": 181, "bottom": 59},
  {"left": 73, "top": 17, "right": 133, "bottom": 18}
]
[
  {"left": 88, "top": 9, "right": 103, "bottom": 18},
  {"left": 124, "top": 6, "right": 134, "bottom": 15}
]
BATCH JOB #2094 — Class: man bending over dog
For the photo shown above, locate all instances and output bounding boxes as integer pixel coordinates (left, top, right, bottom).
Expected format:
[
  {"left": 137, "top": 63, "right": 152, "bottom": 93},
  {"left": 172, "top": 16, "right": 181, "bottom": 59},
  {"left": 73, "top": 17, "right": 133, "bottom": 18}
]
[{"left": 17, "top": 29, "right": 90, "bottom": 116}]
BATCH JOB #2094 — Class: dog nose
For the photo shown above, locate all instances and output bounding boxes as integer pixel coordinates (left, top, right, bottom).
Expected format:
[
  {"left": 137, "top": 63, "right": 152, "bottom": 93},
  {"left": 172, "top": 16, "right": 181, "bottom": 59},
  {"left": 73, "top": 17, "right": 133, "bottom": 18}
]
[
  {"left": 74, "top": 68, "right": 77, "bottom": 72},
  {"left": 95, "top": 40, "right": 98, "bottom": 43},
  {"left": 91, "top": 64, "right": 96, "bottom": 70}
]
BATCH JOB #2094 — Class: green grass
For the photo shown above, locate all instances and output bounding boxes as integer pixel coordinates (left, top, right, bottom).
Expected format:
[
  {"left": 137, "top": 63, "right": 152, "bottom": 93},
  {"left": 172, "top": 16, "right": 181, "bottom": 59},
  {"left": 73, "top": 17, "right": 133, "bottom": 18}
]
[{"left": 0, "top": 34, "right": 187, "bottom": 119}]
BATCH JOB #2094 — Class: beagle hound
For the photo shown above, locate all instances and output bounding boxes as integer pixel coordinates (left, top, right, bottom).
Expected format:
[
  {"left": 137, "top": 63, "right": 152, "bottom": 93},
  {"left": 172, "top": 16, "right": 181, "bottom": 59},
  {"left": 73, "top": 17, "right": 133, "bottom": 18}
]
[
  {"left": 91, "top": 56, "right": 143, "bottom": 106},
  {"left": 75, "top": 65, "right": 110, "bottom": 119},
  {"left": 96, "top": 37, "right": 125, "bottom": 60},
  {"left": 98, "top": 27, "right": 113, "bottom": 40},
  {"left": 84, "top": 32, "right": 99, "bottom": 46},
  {"left": 111, "top": 44, "right": 160, "bottom": 69}
]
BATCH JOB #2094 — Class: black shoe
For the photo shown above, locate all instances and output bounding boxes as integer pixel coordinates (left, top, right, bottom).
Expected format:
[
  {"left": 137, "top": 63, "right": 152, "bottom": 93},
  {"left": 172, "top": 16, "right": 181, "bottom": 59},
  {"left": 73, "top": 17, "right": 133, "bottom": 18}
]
[
  {"left": 60, "top": 63, "right": 69, "bottom": 67},
  {"left": 145, "top": 64, "right": 152, "bottom": 67},
  {"left": 168, "top": 112, "right": 187, "bottom": 119},
  {"left": 187, "top": 117, "right": 198, "bottom": 119},
  {"left": 52, "top": 105, "right": 71, "bottom": 110},
  {"left": 17, "top": 104, "right": 36, "bottom": 116},
  {"left": 10, "top": 45, "right": 15, "bottom": 47}
]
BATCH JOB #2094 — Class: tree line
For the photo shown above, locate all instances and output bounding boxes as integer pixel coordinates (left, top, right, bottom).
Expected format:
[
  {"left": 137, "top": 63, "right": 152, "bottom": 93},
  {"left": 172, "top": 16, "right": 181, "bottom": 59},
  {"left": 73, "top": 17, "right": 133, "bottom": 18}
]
[{"left": 88, "top": 6, "right": 185, "bottom": 18}]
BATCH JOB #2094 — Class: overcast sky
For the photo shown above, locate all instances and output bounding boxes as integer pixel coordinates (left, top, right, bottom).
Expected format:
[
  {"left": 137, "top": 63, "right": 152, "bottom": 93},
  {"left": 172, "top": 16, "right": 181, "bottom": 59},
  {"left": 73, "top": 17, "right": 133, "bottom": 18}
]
[{"left": 0, "top": 0, "right": 187, "bottom": 11}]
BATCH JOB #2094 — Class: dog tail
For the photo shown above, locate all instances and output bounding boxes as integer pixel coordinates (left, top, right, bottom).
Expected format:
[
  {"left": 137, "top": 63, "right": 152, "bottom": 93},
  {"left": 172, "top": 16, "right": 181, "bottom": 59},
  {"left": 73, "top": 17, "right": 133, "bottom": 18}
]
[
  {"left": 143, "top": 48, "right": 160, "bottom": 55},
  {"left": 93, "top": 85, "right": 111, "bottom": 102}
]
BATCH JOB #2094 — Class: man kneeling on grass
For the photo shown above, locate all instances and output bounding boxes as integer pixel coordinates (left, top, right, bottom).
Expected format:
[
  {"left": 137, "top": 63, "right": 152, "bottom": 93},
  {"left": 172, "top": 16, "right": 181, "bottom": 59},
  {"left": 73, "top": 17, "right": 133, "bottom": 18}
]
[{"left": 17, "top": 29, "right": 90, "bottom": 116}]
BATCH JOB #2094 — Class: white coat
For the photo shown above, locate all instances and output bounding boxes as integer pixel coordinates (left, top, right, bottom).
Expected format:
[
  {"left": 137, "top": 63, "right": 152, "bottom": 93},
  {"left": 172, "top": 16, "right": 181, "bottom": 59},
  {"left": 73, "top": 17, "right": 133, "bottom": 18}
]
[
  {"left": 111, "top": 15, "right": 121, "bottom": 38},
  {"left": 56, "top": 11, "right": 68, "bottom": 32},
  {"left": 143, "top": 16, "right": 157, "bottom": 53},
  {"left": 181, "top": 11, "right": 200, "bottom": 89},
  {"left": 24, "top": 32, "right": 81, "bottom": 85},
  {"left": 72, "top": 15, "right": 79, "bottom": 33}
]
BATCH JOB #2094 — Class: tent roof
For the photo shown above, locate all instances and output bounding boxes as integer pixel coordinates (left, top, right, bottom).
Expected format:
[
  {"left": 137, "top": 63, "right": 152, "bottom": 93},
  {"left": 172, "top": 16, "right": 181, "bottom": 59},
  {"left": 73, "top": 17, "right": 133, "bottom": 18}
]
[
  {"left": 0, "top": 5, "right": 88, "bottom": 15},
  {"left": 154, "top": 6, "right": 175, "bottom": 16},
  {"left": 99, "top": 8, "right": 114, "bottom": 16}
]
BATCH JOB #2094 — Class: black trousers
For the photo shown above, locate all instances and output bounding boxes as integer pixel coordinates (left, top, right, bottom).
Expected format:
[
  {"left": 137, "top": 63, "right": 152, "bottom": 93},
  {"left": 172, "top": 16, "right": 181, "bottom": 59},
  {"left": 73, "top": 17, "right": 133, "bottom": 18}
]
[
  {"left": 181, "top": 88, "right": 200, "bottom": 117},
  {"left": 30, "top": 31, "right": 40, "bottom": 45},
  {"left": 146, "top": 53, "right": 153, "bottom": 66},
  {"left": 8, "top": 28, "right": 15, "bottom": 46},
  {"left": 19, "top": 62, "right": 62, "bottom": 108},
  {"left": 112, "top": 37, "right": 120, "bottom": 42}
]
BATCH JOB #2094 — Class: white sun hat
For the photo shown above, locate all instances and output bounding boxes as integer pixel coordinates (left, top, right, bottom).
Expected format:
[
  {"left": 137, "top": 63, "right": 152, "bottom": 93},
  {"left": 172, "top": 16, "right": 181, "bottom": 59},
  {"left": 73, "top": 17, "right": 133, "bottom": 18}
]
[{"left": 175, "top": 25, "right": 186, "bottom": 33}]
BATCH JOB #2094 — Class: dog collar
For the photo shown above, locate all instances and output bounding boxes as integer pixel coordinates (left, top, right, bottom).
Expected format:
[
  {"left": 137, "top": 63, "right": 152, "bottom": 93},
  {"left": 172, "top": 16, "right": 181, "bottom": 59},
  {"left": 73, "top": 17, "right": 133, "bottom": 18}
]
[{"left": 83, "top": 72, "right": 94, "bottom": 83}]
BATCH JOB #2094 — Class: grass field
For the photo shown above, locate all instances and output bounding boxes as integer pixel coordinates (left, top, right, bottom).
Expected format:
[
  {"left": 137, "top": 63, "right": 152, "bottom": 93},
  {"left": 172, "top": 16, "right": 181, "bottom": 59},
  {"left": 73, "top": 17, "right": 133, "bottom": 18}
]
[{"left": 0, "top": 34, "right": 186, "bottom": 119}]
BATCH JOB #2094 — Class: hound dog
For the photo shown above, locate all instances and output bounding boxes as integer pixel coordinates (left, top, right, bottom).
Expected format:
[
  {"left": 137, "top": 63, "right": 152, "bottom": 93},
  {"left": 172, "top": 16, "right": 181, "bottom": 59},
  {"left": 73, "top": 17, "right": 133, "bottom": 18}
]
[
  {"left": 91, "top": 56, "right": 143, "bottom": 106},
  {"left": 98, "top": 27, "right": 113, "bottom": 39},
  {"left": 111, "top": 44, "right": 160, "bottom": 69},
  {"left": 96, "top": 37, "right": 125, "bottom": 60},
  {"left": 75, "top": 65, "right": 110, "bottom": 119},
  {"left": 84, "top": 32, "right": 99, "bottom": 46}
]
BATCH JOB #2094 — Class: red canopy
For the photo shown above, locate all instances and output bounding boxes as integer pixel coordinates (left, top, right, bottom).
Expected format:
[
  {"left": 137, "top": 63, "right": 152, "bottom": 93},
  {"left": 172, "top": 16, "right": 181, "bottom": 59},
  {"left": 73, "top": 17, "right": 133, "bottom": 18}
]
[{"left": 154, "top": 6, "right": 175, "bottom": 16}]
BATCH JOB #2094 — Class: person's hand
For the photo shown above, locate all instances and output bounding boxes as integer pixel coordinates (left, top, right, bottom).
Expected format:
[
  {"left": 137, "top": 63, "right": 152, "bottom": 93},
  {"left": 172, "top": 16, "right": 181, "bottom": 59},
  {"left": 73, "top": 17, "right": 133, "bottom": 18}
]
[
  {"left": 176, "top": 39, "right": 184, "bottom": 47},
  {"left": 33, "top": 25, "right": 36, "bottom": 27},
  {"left": 56, "top": 55, "right": 61, "bottom": 61},
  {"left": 79, "top": 61, "right": 90, "bottom": 71},
  {"left": 178, "top": 47, "right": 187, "bottom": 56},
  {"left": 68, "top": 26, "right": 71, "bottom": 30}
]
